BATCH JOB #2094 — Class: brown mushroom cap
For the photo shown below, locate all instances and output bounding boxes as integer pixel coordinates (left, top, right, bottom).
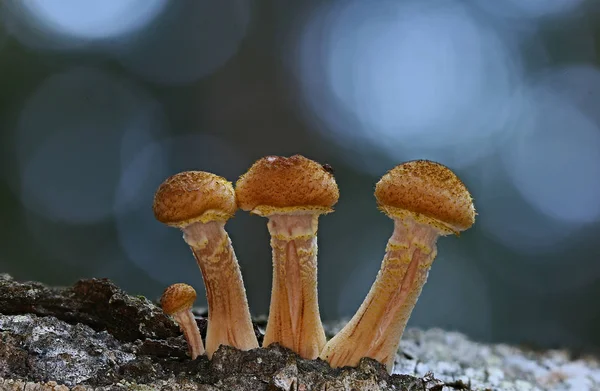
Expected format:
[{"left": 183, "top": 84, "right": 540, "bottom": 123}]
[
  {"left": 235, "top": 155, "right": 339, "bottom": 215},
  {"left": 153, "top": 171, "right": 236, "bottom": 227},
  {"left": 161, "top": 283, "right": 197, "bottom": 315},
  {"left": 375, "top": 160, "right": 475, "bottom": 234}
]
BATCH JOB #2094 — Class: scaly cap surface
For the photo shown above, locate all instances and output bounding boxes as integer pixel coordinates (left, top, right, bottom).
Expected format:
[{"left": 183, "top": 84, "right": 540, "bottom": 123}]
[
  {"left": 153, "top": 171, "right": 236, "bottom": 227},
  {"left": 160, "top": 283, "right": 197, "bottom": 315},
  {"left": 236, "top": 155, "right": 339, "bottom": 216},
  {"left": 375, "top": 160, "right": 475, "bottom": 234}
]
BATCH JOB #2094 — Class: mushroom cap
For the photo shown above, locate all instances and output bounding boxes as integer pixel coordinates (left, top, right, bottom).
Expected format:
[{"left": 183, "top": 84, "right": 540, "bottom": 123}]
[
  {"left": 375, "top": 160, "right": 475, "bottom": 234},
  {"left": 153, "top": 171, "right": 236, "bottom": 227},
  {"left": 236, "top": 155, "right": 339, "bottom": 216},
  {"left": 160, "top": 283, "right": 197, "bottom": 315}
]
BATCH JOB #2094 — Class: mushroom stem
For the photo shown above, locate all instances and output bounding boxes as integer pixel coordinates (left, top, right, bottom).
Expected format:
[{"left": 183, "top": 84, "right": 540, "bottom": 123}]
[
  {"left": 319, "top": 216, "right": 441, "bottom": 372},
  {"left": 263, "top": 213, "right": 325, "bottom": 359},
  {"left": 183, "top": 220, "right": 258, "bottom": 358},
  {"left": 172, "top": 310, "right": 204, "bottom": 360}
]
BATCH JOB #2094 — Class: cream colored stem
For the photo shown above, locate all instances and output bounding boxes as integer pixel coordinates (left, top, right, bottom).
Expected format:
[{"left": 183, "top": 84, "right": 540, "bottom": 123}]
[
  {"left": 319, "top": 217, "right": 440, "bottom": 372},
  {"left": 263, "top": 213, "right": 326, "bottom": 359},
  {"left": 183, "top": 221, "right": 258, "bottom": 358},
  {"left": 172, "top": 310, "right": 205, "bottom": 359}
]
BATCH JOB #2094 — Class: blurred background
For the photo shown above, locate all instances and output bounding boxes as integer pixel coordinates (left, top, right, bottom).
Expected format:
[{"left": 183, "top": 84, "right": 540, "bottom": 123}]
[{"left": 1, "top": 0, "right": 599, "bottom": 353}]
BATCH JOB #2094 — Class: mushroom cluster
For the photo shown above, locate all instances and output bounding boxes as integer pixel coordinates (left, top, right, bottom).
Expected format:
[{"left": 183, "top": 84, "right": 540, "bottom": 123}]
[{"left": 153, "top": 155, "right": 475, "bottom": 374}]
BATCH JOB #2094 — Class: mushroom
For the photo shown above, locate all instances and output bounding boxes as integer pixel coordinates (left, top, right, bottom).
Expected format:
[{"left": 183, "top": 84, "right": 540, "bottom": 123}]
[
  {"left": 153, "top": 171, "right": 258, "bottom": 358},
  {"left": 161, "top": 283, "right": 205, "bottom": 359},
  {"left": 235, "top": 155, "right": 339, "bottom": 359},
  {"left": 319, "top": 160, "right": 475, "bottom": 372}
]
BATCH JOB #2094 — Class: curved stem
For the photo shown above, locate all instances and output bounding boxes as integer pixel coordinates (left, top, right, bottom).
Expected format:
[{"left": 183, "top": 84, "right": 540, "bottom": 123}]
[
  {"left": 320, "top": 217, "right": 439, "bottom": 372},
  {"left": 183, "top": 221, "right": 258, "bottom": 358},
  {"left": 173, "top": 310, "right": 204, "bottom": 359}
]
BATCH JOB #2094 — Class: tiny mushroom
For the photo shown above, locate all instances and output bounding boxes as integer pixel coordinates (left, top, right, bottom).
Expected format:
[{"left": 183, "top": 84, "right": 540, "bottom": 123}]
[
  {"left": 319, "top": 160, "right": 475, "bottom": 373},
  {"left": 153, "top": 171, "right": 258, "bottom": 358},
  {"left": 235, "top": 155, "right": 339, "bottom": 359},
  {"left": 161, "top": 283, "right": 205, "bottom": 359}
]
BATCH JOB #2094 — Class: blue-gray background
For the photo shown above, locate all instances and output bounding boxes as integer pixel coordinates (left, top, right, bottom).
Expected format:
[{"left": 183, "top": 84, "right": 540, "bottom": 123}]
[{"left": 1, "top": 0, "right": 599, "bottom": 353}]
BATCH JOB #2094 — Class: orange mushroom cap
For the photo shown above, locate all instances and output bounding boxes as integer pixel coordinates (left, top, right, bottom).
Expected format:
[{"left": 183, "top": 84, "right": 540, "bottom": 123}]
[
  {"left": 153, "top": 171, "right": 236, "bottom": 227},
  {"left": 160, "top": 283, "right": 197, "bottom": 315},
  {"left": 235, "top": 155, "right": 339, "bottom": 216},
  {"left": 375, "top": 160, "right": 475, "bottom": 234}
]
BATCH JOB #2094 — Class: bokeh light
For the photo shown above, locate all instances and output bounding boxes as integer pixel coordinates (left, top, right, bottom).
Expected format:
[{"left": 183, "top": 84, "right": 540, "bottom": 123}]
[
  {"left": 476, "top": 177, "right": 581, "bottom": 255},
  {"left": 539, "top": 65, "right": 600, "bottom": 126},
  {"left": 115, "top": 0, "right": 252, "bottom": 85},
  {"left": 3, "top": 0, "right": 167, "bottom": 49},
  {"left": 21, "top": 0, "right": 166, "bottom": 39},
  {"left": 288, "top": 0, "right": 521, "bottom": 173},
  {"left": 502, "top": 70, "right": 600, "bottom": 225},
  {"left": 474, "top": 0, "right": 586, "bottom": 20},
  {"left": 14, "top": 67, "right": 166, "bottom": 224}
]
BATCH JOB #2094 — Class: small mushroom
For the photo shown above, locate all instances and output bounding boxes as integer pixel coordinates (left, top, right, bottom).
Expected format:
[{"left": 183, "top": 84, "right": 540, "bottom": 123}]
[
  {"left": 161, "top": 283, "right": 205, "bottom": 359},
  {"left": 236, "top": 155, "right": 339, "bottom": 359},
  {"left": 153, "top": 171, "right": 258, "bottom": 358},
  {"left": 319, "top": 160, "right": 475, "bottom": 373}
]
